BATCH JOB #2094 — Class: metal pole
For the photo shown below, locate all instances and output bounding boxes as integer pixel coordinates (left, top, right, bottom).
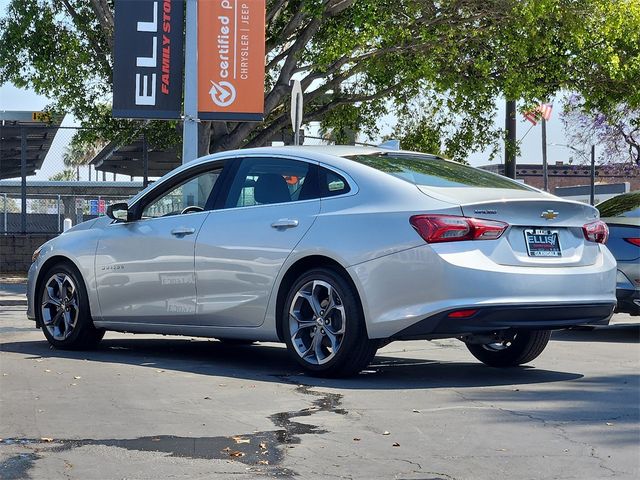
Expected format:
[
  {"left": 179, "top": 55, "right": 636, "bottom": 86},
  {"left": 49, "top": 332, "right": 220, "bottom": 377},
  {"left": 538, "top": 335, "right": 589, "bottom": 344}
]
[
  {"left": 182, "top": 0, "right": 198, "bottom": 164},
  {"left": 57, "top": 194, "right": 62, "bottom": 233},
  {"left": 541, "top": 118, "right": 548, "bottom": 192},
  {"left": 20, "top": 127, "right": 27, "bottom": 234},
  {"left": 3, "top": 193, "right": 7, "bottom": 233},
  {"left": 294, "top": 96, "right": 300, "bottom": 146},
  {"left": 590, "top": 145, "right": 596, "bottom": 205},
  {"left": 505, "top": 100, "right": 517, "bottom": 179},
  {"left": 142, "top": 134, "right": 149, "bottom": 188}
]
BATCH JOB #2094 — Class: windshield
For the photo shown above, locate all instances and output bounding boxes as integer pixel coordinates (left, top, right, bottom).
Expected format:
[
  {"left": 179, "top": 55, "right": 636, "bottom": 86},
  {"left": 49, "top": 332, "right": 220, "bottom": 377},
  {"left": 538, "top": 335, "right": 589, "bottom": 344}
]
[
  {"left": 347, "top": 153, "right": 532, "bottom": 190},
  {"left": 597, "top": 192, "right": 640, "bottom": 218}
]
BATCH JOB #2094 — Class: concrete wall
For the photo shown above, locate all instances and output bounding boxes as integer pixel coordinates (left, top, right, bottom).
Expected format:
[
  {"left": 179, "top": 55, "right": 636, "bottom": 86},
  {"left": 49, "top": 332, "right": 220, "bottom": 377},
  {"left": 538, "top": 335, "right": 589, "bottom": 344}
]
[{"left": 0, "top": 234, "right": 57, "bottom": 275}]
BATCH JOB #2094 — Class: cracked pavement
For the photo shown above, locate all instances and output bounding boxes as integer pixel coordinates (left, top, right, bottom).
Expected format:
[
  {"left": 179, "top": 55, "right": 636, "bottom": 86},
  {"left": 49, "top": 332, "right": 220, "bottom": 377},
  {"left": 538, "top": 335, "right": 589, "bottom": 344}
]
[{"left": 1, "top": 301, "right": 638, "bottom": 479}]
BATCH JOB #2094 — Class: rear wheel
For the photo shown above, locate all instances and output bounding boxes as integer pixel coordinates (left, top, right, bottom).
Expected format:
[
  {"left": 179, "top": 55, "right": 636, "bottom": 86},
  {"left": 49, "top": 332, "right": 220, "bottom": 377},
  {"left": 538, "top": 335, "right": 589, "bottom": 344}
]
[
  {"left": 282, "top": 268, "right": 378, "bottom": 377},
  {"left": 37, "top": 263, "right": 104, "bottom": 350},
  {"left": 465, "top": 330, "right": 551, "bottom": 367}
]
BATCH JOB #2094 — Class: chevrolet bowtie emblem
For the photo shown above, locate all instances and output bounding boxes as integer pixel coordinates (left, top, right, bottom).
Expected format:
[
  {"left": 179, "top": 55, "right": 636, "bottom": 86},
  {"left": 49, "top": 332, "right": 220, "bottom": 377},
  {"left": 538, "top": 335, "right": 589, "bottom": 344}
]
[{"left": 541, "top": 209, "right": 559, "bottom": 220}]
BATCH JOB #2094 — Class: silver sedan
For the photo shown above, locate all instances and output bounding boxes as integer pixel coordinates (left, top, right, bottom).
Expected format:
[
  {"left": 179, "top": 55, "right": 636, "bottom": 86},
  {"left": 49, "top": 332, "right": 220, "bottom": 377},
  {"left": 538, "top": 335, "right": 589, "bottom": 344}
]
[{"left": 27, "top": 146, "right": 617, "bottom": 377}]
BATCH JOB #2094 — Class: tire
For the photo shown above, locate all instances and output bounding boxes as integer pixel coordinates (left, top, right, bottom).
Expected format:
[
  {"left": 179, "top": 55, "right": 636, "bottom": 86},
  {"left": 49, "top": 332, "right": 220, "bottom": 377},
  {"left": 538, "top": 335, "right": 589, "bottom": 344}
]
[
  {"left": 282, "top": 267, "right": 378, "bottom": 377},
  {"left": 465, "top": 330, "right": 551, "bottom": 367},
  {"left": 36, "top": 262, "right": 105, "bottom": 350}
]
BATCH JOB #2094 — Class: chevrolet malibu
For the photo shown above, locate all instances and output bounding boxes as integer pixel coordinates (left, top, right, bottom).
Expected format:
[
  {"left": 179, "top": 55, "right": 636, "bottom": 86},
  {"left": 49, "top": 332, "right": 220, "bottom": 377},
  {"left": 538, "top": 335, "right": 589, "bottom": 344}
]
[{"left": 27, "top": 146, "right": 617, "bottom": 377}]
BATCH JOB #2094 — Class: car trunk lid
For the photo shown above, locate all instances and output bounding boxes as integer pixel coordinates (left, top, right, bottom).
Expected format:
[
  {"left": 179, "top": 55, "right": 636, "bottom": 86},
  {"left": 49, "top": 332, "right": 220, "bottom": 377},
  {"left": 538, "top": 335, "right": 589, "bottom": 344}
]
[{"left": 417, "top": 186, "right": 602, "bottom": 267}]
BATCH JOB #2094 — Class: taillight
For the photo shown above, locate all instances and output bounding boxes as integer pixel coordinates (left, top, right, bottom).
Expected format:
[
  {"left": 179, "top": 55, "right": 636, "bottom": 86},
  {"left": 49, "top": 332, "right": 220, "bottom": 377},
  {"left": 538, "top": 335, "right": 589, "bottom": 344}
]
[
  {"left": 409, "top": 215, "right": 508, "bottom": 243},
  {"left": 582, "top": 220, "right": 609, "bottom": 244},
  {"left": 624, "top": 238, "right": 640, "bottom": 247}
]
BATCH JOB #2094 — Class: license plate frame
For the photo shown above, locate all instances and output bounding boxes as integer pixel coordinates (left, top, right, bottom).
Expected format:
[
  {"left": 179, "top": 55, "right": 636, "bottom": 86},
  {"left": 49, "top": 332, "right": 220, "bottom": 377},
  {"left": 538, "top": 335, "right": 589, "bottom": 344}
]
[{"left": 524, "top": 228, "right": 562, "bottom": 257}]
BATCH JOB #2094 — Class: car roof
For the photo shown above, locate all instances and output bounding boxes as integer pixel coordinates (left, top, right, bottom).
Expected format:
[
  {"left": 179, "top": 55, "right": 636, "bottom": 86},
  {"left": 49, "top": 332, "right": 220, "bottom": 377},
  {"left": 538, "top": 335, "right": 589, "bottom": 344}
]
[{"left": 188, "top": 145, "right": 445, "bottom": 171}]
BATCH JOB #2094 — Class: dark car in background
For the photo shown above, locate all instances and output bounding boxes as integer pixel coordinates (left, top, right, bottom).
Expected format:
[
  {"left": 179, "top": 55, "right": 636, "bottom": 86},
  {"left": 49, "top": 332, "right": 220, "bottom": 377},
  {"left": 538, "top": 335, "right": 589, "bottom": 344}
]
[{"left": 597, "top": 192, "right": 640, "bottom": 316}]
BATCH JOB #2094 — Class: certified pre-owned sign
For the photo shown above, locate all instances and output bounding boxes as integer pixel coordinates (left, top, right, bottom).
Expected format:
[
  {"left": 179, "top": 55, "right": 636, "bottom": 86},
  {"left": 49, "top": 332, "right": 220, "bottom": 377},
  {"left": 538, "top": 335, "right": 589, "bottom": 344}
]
[
  {"left": 112, "top": 0, "right": 185, "bottom": 119},
  {"left": 198, "top": 0, "right": 266, "bottom": 121}
]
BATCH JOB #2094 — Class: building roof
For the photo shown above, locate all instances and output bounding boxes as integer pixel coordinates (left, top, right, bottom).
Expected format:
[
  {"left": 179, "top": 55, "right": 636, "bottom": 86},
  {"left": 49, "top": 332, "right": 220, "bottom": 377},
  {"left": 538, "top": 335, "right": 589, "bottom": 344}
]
[
  {"left": 0, "top": 119, "right": 61, "bottom": 180},
  {"left": 89, "top": 140, "right": 180, "bottom": 177}
]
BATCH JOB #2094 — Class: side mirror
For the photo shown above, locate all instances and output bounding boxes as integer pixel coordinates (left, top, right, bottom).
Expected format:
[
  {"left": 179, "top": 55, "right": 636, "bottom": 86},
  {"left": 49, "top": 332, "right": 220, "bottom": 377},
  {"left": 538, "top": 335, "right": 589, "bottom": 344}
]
[{"left": 106, "top": 202, "right": 131, "bottom": 222}]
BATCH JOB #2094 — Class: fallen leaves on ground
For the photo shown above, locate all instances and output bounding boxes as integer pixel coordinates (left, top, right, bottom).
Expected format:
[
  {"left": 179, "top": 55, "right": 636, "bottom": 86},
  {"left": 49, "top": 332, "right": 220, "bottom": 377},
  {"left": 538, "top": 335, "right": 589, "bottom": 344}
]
[
  {"left": 228, "top": 450, "right": 245, "bottom": 458},
  {"left": 40, "top": 437, "right": 54, "bottom": 442},
  {"left": 259, "top": 442, "right": 267, "bottom": 449},
  {"left": 258, "top": 460, "right": 269, "bottom": 465},
  {"left": 232, "top": 436, "right": 250, "bottom": 444}
]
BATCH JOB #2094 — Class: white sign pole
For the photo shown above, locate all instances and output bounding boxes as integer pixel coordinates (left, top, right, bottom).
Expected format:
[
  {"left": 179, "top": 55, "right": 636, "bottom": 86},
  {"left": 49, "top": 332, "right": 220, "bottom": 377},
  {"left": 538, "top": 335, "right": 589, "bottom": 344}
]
[
  {"left": 290, "top": 80, "right": 303, "bottom": 146},
  {"left": 182, "top": 0, "right": 198, "bottom": 164}
]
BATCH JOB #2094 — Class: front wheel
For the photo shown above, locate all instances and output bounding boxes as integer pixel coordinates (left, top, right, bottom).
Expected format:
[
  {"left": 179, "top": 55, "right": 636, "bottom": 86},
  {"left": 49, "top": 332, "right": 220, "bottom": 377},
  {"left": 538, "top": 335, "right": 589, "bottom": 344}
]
[
  {"left": 37, "top": 263, "right": 104, "bottom": 350},
  {"left": 465, "top": 330, "right": 551, "bottom": 367},
  {"left": 282, "top": 268, "right": 378, "bottom": 377}
]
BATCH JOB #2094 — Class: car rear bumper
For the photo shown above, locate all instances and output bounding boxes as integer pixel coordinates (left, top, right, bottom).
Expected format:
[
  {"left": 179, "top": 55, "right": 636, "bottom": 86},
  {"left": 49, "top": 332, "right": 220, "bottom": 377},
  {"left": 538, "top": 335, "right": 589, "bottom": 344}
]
[
  {"left": 391, "top": 302, "right": 616, "bottom": 340},
  {"left": 348, "top": 243, "right": 617, "bottom": 339}
]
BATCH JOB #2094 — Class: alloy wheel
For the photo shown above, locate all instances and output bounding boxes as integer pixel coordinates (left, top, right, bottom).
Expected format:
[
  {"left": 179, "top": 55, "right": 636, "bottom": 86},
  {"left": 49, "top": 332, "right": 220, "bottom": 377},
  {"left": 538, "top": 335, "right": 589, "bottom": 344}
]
[
  {"left": 41, "top": 273, "right": 79, "bottom": 341},
  {"left": 288, "top": 280, "right": 346, "bottom": 365}
]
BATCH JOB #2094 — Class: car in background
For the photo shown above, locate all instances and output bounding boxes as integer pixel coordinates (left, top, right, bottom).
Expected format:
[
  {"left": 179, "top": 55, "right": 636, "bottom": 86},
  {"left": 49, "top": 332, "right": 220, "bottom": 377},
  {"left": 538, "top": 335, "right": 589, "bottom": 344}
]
[
  {"left": 26, "top": 146, "right": 617, "bottom": 377},
  {"left": 597, "top": 191, "right": 640, "bottom": 316}
]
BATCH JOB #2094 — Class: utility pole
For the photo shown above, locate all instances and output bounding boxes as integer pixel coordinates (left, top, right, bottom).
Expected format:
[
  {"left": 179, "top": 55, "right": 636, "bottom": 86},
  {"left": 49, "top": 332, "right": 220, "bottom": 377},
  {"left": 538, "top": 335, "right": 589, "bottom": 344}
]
[
  {"left": 590, "top": 145, "right": 596, "bottom": 205},
  {"left": 505, "top": 100, "right": 517, "bottom": 179},
  {"left": 541, "top": 117, "right": 548, "bottom": 191},
  {"left": 182, "top": 0, "right": 198, "bottom": 164}
]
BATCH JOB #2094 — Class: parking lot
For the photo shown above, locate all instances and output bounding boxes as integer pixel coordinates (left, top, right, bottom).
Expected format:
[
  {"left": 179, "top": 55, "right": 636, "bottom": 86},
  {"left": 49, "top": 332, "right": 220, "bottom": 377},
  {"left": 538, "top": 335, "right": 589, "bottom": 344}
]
[{"left": 1, "top": 288, "right": 638, "bottom": 480}]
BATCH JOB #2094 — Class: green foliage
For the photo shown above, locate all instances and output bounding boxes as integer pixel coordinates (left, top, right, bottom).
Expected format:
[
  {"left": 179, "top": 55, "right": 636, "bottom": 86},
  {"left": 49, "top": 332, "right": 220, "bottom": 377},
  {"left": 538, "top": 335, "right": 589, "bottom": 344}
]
[
  {"left": 1, "top": 0, "right": 639, "bottom": 158},
  {"left": 49, "top": 169, "right": 77, "bottom": 181}
]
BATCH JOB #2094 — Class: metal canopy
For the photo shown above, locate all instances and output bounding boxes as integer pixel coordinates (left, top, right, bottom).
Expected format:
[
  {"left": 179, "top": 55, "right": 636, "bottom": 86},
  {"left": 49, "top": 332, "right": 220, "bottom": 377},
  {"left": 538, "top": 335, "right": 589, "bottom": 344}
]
[
  {"left": 90, "top": 140, "right": 179, "bottom": 177},
  {"left": 0, "top": 119, "right": 61, "bottom": 180}
]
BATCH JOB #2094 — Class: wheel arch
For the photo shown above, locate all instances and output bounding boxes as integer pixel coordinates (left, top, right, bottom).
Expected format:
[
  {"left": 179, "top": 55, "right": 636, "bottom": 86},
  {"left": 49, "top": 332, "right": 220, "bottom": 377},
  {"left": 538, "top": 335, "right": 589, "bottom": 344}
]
[
  {"left": 35, "top": 255, "right": 92, "bottom": 327},
  {"left": 274, "top": 254, "right": 366, "bottom": 342}
]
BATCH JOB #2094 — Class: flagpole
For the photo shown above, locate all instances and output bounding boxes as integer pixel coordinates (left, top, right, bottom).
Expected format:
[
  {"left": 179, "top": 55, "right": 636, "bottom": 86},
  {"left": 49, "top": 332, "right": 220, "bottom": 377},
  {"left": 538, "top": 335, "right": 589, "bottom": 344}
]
[{"left": 542, "top": 117, "right": 548, "bottom": 192}]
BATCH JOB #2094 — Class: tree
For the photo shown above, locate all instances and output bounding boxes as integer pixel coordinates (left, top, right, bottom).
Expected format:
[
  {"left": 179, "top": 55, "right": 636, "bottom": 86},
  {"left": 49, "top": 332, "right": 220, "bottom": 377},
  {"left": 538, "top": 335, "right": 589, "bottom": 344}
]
[
  {"left": 562, "top": 94, "right": 640, "bottom": 166},
  {"left": 49, "top": 169, "right": 78, "bottom": 181},
  {"left": 1, "top": 0, "right": 639, "bottom": 160},
  {"left": 62, "top": 135, "right": 107, "bottom": 180}
]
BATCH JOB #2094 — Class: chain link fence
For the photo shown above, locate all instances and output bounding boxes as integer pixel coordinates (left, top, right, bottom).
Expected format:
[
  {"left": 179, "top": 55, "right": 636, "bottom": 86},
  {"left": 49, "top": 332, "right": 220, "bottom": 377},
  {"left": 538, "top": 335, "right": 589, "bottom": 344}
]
[
  {"left": 1, "top": 193, "right": 133, "bottom": 234},
  {"left": 1, "top": 123, "right": 160, "bottom": 234}
]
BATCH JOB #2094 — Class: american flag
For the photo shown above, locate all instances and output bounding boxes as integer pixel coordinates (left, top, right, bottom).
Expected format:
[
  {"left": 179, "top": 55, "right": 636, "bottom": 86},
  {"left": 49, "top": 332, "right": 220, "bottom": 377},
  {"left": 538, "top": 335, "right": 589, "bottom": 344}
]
[{"left": 523, "top": 103, "right": 553, "bottom": 125}]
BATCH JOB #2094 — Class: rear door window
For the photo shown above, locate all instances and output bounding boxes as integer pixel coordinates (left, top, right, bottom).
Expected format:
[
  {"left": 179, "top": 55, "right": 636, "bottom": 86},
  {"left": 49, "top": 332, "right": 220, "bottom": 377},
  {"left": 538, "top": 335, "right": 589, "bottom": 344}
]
[{"left": 224, "top": 157, "right": 319, "bottom": 208}]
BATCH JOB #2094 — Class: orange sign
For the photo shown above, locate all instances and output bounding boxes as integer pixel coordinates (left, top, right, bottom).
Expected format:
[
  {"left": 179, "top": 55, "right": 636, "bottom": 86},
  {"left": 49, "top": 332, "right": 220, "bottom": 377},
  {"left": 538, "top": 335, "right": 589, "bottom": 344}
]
[{"left": 198, "top": 0, "right": 266, "bottom": 121}]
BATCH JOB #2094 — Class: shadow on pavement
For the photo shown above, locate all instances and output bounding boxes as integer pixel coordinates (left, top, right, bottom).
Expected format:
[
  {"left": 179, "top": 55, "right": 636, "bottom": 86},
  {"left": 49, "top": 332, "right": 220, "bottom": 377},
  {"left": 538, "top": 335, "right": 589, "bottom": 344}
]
[
  {"left": 1, "top": 336, "right": 584, "bottom": 391},
  {"left": 552, "top": 324, "right": 640, "bottom": 343}
]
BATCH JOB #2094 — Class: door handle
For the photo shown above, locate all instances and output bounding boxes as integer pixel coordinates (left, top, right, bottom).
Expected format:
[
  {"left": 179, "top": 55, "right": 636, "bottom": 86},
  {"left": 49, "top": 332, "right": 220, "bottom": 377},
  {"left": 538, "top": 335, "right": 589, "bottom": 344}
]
[
  {"left": 271, "top": 219, "right": 299, "bottom": 229},
  {"left": 171, "top": 227, "right": 196, "bottom": 236}
]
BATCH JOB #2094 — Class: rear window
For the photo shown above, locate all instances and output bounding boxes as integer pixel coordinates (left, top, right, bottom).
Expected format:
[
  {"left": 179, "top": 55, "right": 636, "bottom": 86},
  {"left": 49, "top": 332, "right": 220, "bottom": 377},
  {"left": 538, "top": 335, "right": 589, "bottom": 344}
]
[
  {"left": 347, "top": 153, "right": 531, "bottom": 190},
  {"left": 597, "top": 192, "right": 640, "bottom": 218}
]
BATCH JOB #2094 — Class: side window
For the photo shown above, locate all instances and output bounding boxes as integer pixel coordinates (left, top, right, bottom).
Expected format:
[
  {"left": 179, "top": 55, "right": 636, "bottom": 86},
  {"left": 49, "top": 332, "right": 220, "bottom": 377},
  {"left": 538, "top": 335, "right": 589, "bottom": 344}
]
[
  {"left": 142, "top": 169, "right": 221, "bottom": 218},
  {"left": 225, "top": 158, "right": 318, "bottom": 208},
  {"left": 320, "top": 167, "right": 350, "bottom": 197}
]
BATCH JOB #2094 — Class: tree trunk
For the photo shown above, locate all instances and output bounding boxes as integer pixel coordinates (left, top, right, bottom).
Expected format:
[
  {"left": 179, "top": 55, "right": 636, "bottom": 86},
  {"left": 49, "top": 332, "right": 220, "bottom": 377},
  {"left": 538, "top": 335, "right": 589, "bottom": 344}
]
[{"left": 198, "top": 121, "right": 212, "bottom": 157}]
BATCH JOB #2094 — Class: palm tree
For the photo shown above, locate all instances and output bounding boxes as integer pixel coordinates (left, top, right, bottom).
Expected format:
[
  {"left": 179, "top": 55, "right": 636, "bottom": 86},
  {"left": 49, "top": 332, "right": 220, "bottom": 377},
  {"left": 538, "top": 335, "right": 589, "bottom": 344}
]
[{"left": 63, "top": 137, "right": 106, "bottom": 181}]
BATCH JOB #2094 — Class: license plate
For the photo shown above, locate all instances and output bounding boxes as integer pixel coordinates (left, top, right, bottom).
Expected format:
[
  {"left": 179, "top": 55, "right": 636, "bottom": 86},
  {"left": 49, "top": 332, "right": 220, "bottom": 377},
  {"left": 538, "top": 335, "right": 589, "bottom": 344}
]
[{"left": 524, "top": 229, "right": 561, "bottom": 257}]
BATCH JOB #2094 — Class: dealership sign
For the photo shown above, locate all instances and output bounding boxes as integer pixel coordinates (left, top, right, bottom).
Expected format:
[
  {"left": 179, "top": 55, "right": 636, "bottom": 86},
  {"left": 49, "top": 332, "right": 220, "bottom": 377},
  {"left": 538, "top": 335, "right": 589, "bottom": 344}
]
[
  {"left": 198, "top": 0, "right": 266, "bottom": 121},
  {"left": 113, "top": 0, "right": 185, "bottom": 119}
]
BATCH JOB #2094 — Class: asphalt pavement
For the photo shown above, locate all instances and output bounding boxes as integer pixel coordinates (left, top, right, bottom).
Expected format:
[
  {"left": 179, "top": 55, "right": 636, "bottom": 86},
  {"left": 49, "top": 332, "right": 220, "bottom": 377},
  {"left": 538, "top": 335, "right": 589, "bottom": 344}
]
[{"left": 1, "top": 286, "right": 638, "bottom": 479}]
